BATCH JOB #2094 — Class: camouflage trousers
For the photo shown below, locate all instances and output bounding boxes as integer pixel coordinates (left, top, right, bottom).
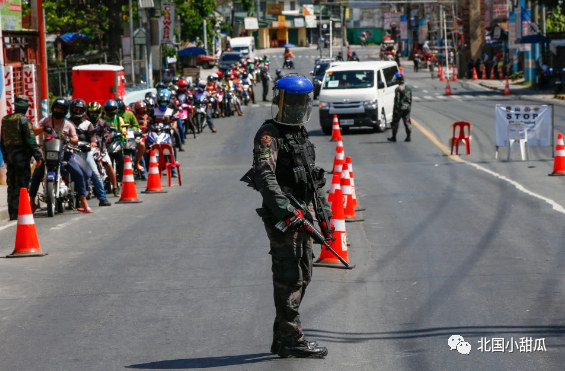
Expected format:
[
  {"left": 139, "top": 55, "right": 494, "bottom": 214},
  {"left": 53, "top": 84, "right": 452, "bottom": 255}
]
[
  {"left": 264, "top": 222, "right": 313, "bottom": 346},
  {"left": 5, "top": 151, "right": 32, "bottom": 220},
  {"left": 391, "top": 112, "right": 412, "bottom": 137}
]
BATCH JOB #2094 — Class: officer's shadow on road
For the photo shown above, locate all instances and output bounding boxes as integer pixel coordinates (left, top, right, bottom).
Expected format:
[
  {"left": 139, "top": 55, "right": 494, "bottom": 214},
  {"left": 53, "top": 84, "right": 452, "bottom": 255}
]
[{"left": 126, "top": 352, "right": 275, "bottom": 369}]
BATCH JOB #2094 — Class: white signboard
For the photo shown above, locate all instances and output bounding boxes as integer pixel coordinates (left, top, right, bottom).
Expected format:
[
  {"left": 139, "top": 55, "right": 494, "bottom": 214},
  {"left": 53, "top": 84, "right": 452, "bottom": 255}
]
[
  {"left": 305, "top": 15, "right": 317, "bottom": 28},
  {"left": 4, "top": 65, "right": 14, "bottom": 114},
  {"left": 244, "top": 17, "right": 259, "bottom": 30},
  {"left": 495, "top": 104, "right": 553, "bottom": 147},
  {"left": 294, "top": 17, "right": 304, "bottom": 28},
  {"left": 23, "top": 64, "right": 38, "bottom": 125},
  {"left": 160, "top": 2, "right": 175, "bottom": 44}
]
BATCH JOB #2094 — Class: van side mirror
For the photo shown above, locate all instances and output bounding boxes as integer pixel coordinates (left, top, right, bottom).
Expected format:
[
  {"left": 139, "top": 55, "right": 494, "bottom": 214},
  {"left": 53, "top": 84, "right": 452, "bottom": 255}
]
[{"left": 378, "top": 81, "right": 385, "bottom": 89}]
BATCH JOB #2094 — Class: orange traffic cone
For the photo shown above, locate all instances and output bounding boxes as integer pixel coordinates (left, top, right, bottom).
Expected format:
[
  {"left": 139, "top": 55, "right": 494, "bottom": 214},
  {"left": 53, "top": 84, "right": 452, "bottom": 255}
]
[
  {"left": 445, "top": 79, "right": 452, "bottom": 96},
  {"left": 341, "top": 162, "right": 363, "bottom": 222},
  {"left": 490, "top": 66, "right": 496, "bottom": 79},
  {"left": 345, "top": 156, "right": 364, "bottom": 211},
  {"left": 549, "top": 133, "right": 565, "bottom": 176},
  {"left": 142, "top": 150, "right": 167, "bottom": 193},
  {"left": 327, "top": 172, "right": 341, "bottom": 207},
  {"left": 314, "top": 186, "right": 354, "bottom": 269},
  {"left": 6, "top": 188, "right": 47, "bottom": 258},
  {"left": 481, "top": 65, "right": 487, "bottom": 79},
  {"left": 437, "top": 64, "right": 442, "bottom": 78},
  {"left": 452, "top": 67, "right": 458, "bottom": 81},
  {"left": 472, "top": 67, "right": 478, "bottom": 80},
  {"left": 503, "top": 78, "right": 511, "bottom": 95},
  {"left": 330, "top": 114, "right": 342, "bottom": 142},
  {"left": 332, "top": 139, "right": 345, "bottom": 174},
  {"left": 498, "top": 65, "right": 504, "bottom": 79},
  {"left": 116, "top": 157, "right": 142, "bottom": 203}
]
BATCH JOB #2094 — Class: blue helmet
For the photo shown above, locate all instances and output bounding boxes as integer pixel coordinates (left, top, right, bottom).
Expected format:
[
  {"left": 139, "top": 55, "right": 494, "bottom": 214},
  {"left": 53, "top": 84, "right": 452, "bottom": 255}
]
[
  {"left": 394, "top": 71, "right": 404, "bottom": 82},
  {"left": 158, "top": 88, "right": 172, "bottom": 108},
  {"left": 272, "top": 75, "right": 314, "bottom": 126}
]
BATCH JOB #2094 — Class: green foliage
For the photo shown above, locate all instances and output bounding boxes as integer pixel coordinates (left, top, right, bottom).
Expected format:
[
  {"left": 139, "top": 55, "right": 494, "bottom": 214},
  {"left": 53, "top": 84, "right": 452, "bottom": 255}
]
[
  {"left": 175, "top": 0, "right": 215, "bottom": 45},
  {"left": 546, "top": 7, "right": 565, "bottom": 32}
]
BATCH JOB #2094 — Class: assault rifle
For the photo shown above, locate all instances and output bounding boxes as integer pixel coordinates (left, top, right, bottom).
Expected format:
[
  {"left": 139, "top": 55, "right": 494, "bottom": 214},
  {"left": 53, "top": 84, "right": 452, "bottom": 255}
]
[{"left": 275, "top": 194, "right": 352, "bottom": 269}]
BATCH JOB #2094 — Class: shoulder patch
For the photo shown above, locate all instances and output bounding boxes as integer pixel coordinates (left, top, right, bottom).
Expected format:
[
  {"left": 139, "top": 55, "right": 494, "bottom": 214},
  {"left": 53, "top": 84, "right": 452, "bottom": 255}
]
[{"left": 260, "top": 132, "right": 273, "bottom": 147}]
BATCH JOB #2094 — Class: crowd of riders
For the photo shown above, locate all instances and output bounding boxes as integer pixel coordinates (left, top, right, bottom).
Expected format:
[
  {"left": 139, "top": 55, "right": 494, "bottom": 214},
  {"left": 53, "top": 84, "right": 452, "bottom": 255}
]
[{"left": 21, "top": 55, "right": 273, "bottom": 215}]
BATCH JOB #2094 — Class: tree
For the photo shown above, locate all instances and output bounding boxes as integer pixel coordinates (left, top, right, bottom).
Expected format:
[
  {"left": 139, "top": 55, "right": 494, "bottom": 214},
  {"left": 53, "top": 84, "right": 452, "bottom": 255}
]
[
  {"left": 175, "top": 0, "right": 215, "bottom": 47},
  {"left": 547, "top": 7, "right": 565, "bottom": 32}
]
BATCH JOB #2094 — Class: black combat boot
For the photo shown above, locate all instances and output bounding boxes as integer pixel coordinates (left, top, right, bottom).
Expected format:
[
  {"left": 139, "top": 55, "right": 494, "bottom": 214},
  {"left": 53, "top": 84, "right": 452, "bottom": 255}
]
[
  {"left": 387, "top": 136, "right": 397, "bottom": 142},
  {"left": 271, "top": 339, "right": 318, "bottom": 354},
  {"left": 278, "top": 340, "right": 328, "bottom": 358}
]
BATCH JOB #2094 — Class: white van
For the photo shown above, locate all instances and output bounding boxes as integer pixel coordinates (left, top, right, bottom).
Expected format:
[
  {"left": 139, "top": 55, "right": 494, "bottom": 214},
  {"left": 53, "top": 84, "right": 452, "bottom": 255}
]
[
  {"left": 318, "top": 61, "right": 400, "bottom": 134},
  {"left": 229, "top": 37, "right": 255, "bottom": 59}
]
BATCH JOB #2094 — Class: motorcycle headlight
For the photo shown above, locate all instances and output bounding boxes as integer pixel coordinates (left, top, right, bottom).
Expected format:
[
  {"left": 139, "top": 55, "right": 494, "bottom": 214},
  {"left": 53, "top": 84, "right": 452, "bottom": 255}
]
[
  {"left": 364, "top": 99, "right": 378, "bottom": 110},
  {"left": 319, "top": 101, "right": 329, "bottom": 109}
]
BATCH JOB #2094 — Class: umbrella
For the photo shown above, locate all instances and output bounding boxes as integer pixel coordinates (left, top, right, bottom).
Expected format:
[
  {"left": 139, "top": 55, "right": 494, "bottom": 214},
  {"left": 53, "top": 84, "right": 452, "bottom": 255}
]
[
  {"left": 59, "top": 33, "right": 88, "bottom": 44},
  {"left": 517, "top": 34, "right": 550, "bottom": 44},
  {"left": 283, "top": 43, "right": 295, "bottom": 48},
  {"left": 178, "top": 47, "right": 206, "bottom": 57}
]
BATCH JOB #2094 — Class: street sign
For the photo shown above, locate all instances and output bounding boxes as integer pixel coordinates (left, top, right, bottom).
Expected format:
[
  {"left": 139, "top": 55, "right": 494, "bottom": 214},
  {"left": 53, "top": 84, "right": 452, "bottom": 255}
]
[{"left": 139, "top": 0, "right": 154, "bottom": 8}]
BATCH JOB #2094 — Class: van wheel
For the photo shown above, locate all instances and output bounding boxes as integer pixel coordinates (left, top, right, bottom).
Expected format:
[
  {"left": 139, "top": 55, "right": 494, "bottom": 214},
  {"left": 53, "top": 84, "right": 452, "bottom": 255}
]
[{"left": 375, "top": 109, "right": 387, "bottom": 132}]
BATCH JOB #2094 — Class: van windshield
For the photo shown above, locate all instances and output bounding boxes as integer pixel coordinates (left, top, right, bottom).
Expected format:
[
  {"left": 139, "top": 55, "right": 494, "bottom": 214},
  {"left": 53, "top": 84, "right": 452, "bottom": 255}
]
[
  {"left": 232, "top": 46, "right": 249, "bottom": 54},
  {"left": 323, "top": 70, "right": 374, "bottom": 89}
]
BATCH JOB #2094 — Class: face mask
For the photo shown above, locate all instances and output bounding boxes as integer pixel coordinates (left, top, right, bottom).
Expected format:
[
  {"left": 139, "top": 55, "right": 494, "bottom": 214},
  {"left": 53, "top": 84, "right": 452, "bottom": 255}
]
[{"left": 53, "top": 111, "right": 66, "bottom": 119}]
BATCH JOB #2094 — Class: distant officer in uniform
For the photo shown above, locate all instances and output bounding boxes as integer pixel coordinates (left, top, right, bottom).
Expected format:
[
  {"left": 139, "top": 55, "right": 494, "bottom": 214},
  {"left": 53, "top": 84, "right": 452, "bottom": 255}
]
[
  {"left": 388, "top": 71, "right": 412, "bottom": 142},
  {"left": 252, "top": 75, "right": 333, "bottom": 358},
  {"left": 0, "top": 96, "right": 43, "bottom": 220}
]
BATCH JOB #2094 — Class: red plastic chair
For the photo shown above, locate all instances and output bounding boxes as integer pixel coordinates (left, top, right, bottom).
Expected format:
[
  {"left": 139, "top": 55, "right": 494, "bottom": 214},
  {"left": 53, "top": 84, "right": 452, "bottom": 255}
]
[
  {"left": 150, "top": 143, "right": 182, "bottom": 186},
  {"left": 450, "top": 121, "right": 472, "bottom": 155}
]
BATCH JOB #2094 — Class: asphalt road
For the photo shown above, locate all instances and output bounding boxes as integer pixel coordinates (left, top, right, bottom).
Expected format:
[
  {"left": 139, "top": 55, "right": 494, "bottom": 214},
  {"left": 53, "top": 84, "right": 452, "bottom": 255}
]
[{"left": 0, "top": 46, "right": 563, "bottom": 370}]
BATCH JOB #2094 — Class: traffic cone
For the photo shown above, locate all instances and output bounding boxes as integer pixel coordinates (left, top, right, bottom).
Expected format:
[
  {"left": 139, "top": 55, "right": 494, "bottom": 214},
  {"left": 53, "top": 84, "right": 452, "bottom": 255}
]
[
  {"left": 503, "top": 78, "right": 511, "bottom": 95},
  {"left": 498, "top": 65, "right": 504, "bottom": 79},
  {"left": 490, "top": 66, "right": 496, "bottom": 80},
  {"left": 549, "top": 133, "right": 565, "bottom": 176},
  {"left": 472, "top": 67, "right": 478, "bottom": 80},
  {"left": 314, "top": 187, "right": 355, "bottom": 269},
  {"left": 116, "top": 157, "right": 142, "bottom": 203},
  {"left": 445, "top": 79, "right": 452, "bottom": 96},
  {"left": 437, "top": 64, "right": 442, "bottom": 78},
  {"left": 452, "top": 67, "right": 458, "bottom": 81},
  {"left": 330, "top": 114, "right": 342, "bottom": 142},
  {"left": 142, "top": 150, "right": 167, "bottom": 193},
  {"left": 327, "top": 172, "right": 341, "bottom": 207},
  {"left": 481, "top": 65, "right": 487, "bottom": 79},
  {"left": 6, "top": 188, "right": 47, "bottom": 258},
  {"left": 345, "top": 156, "right": 364, "bottom": 211},
  {"left": 341, "top": 162, "right": 363, "bottom": 222},
  {"left": 332, "top": 139, "right": 345, "bottom": 174}
]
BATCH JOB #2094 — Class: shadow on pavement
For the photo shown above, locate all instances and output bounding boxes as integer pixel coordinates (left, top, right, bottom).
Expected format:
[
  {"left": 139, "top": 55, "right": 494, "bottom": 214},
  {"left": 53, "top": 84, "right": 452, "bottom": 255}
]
[
  {"left": 304, "top": 325, "right": 565, "bottom": 343},
  {"left": 126, "top": 353, "right": 274, "bottom": 369}
]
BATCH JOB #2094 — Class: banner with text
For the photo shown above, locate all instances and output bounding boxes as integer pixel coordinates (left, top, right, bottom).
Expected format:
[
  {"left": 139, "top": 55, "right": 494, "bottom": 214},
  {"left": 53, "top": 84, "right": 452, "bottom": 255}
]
[
  {"left": 495, "top": 104, "right": 553, "bottom": 147},
  {"left": 4, "top": 65, "right": 14, "bottom": 114},
  {"left": 23, "top": 64, "right": 38, "bottom": 126},
  {"left": 160, "top": 2, "right": 175, "bottom": 44}
]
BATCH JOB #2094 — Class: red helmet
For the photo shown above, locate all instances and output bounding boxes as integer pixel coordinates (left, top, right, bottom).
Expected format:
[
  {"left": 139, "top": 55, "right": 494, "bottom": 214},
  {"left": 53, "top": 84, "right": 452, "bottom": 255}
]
[
  {"left": 177, "top": 78, "right": 188, "bottom": 90},
  {"left": 216, "top": 71, "right": 223, "bottom": 78},
  {"left": 133, "top": 100, "right": 147, "bottom": 116}
]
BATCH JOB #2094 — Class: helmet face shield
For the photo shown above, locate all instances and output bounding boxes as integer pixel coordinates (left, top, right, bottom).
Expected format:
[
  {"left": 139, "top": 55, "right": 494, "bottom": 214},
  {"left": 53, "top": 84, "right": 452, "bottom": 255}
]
[{"left": 271, "top": 75, "right": 314, "bottom": 126}]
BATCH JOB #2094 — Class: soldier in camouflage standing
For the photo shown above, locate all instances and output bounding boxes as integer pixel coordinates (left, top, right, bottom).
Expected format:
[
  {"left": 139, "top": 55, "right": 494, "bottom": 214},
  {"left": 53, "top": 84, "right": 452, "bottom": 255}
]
[
  {"left": 251, "top": 75, "right": 333, "bottom": 358},
  {"left": 387, "top": 71, "right": 413, "bottom": 142},
  {"left": 0, "top": 96, "right": 43, "bottom": 220}
]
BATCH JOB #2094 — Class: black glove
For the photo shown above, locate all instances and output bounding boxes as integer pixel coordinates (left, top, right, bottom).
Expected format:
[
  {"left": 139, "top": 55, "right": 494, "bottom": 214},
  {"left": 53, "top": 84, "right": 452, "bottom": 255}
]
[
  {"left": 33, "top": 151, "right": 43, "bottom": 163},
  {"left": 285, "top": 209, "right": 305, "bottom": 231}
]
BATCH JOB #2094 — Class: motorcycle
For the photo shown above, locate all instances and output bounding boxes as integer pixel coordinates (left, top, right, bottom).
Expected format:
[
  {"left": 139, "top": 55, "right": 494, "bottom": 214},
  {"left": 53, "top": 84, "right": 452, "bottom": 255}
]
[
  {"left": 144, "top": 122, "right": 174, "bottom": 174},
  {"left": 39, "top": 130, "right": 79, "bottom": 217},
  {"left": 242, "top": 82, "right": 251, "bottom": 105},
  {"left": 90, "top": 146, "right": 112, "bottom": 195},
  {"left": 215, "top": 88, "right": 225, "bottom": 118},
  {"left": 224, "top": 89, "right": 235, "bottom": 117},
  {"left": 123, "top": 127, "right": 144, "bottom": 179},
  {"left": 283, "top": 58, "right": 294, "bottom": 69},
  {"left": 193, "top": 95, "right": 208, "bottom": 133}
]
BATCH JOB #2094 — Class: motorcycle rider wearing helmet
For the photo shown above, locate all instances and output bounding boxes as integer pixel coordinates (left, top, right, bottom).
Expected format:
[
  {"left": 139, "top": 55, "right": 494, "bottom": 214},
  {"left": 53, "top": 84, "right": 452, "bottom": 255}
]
[
  {"left": 240, "top": 72, "right": 256, "bottom": 104},
  {"left": 30, "top": 97, "right": 94, "bottom": 213},
  {"left": 175, "top": 78, "right": 196, "bottom": 138},
  {"left": 225, "top": 74, "right": 244, "bottom": 116},
  {"left": 275, "top": 68, "right": 283, "bottom": 82},
  {"left": 283, "top": 47, "right": 294, "bottom": 69},
  {"left": 250, "top": 75, "right": 332, "bottom": 359},
  {"left": 151, "top": 88, "right": 187, "bottom": 158},
  {"left": 69, "top": 99, "right": 111, "bottom": 207},
  {"left": 88, "top": 101, "right": 119, "bottom": 195},
  {"left": 193, "top": 81, "right": 217, "bottom": 133},
  {"left": 98, "top": 99, "right": 126, "bottom": 196},
  {"left": 116, "top": 99, "right": 147, "bottom": 175}
]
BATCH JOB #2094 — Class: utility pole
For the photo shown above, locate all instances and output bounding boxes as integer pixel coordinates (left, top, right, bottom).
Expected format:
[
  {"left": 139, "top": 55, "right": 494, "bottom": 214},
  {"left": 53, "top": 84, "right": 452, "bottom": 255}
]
[
  {"left": 31, "top": 0, "right": 49, "bottom": 118},
  {"left": 129, "top": 0, "right": 135, "bottom": 85}
]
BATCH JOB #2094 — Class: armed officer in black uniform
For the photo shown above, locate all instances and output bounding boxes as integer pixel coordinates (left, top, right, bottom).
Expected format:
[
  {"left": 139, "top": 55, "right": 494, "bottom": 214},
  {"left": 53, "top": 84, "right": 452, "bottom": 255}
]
[
  {"left": 0, "top": 96, "right": 43, "bottom": 219},
  {"left": 250, "top": 75, "right": 333, "bottom": 358}
]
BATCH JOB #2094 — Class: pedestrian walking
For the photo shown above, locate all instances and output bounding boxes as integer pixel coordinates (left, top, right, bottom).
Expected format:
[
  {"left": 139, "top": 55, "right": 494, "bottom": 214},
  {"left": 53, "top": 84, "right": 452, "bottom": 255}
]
[
  {"left": 260, "top": 66, "right": 270, "bottom": 101},
  {"left": 245, "top": 75, "right": 332, "bottom": 358},
  {"left": 388, "top": 72, "right": 412, "bottom": 142},
  {"left": 0, "top": 96, "right": 43, "bottom": 220}
]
